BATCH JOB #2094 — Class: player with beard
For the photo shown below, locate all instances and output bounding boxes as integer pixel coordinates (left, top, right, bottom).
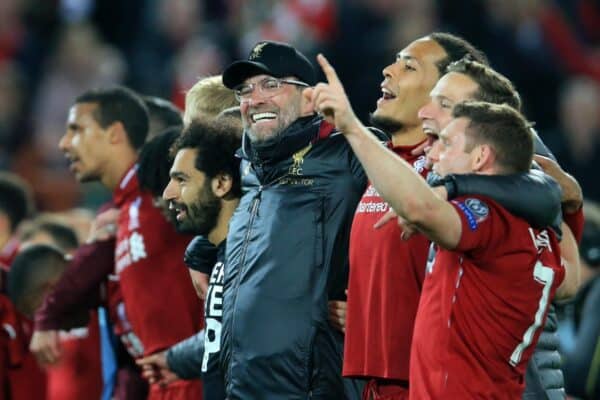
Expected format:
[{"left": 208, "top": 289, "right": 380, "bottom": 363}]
[
  {"left": 168, "top": 74, "right": 240, "bottom": 303},
  {"left": 219, "top": 40, "right": 388, "bottom": 399},
  {"left": 138, "top": 117, "right": 242, "bottom": 400},
  {"left": 313, "top": 54, "right": 567, "bottom": 397},
  {"left": 327, "top": 33, "right": 487, "bottom": 400}
]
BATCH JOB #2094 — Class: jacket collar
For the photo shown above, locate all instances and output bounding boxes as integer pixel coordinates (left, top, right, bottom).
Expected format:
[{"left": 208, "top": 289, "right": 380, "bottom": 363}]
[
  {"left": 239, "top": 114, "right": 322, "bottom": 165},
  {"left": 113, "top": 164, "right": 139, "bottom": 207}
]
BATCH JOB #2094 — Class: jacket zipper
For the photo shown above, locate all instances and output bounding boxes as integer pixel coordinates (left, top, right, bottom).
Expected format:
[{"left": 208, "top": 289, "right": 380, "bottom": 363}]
[{"left": 227, "top": 186, "right": 262, "bottom": 393}]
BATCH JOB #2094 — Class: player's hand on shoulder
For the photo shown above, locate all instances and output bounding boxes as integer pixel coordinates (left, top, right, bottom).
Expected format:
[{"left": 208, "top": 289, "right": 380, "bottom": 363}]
[
  {"left": 533, "top": 155, "right": 582, "bottom": 213},
  {"left": 87, "top": 208, "right": 119, "bottom": 243}
]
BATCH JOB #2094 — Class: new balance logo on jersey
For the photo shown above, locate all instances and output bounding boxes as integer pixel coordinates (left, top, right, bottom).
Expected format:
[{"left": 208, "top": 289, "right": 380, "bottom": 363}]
[
  {"left": 413, "top": 155, "right": 426, "bottom": 173},
  {"left": 363, "top": 185, "right": 380, "bottom": 197}
]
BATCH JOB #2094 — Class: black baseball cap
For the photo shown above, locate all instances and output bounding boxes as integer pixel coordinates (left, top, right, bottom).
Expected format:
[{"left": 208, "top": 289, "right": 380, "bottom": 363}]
[{"left": 222, "top": 41, "right": 317, "bottom": 89}]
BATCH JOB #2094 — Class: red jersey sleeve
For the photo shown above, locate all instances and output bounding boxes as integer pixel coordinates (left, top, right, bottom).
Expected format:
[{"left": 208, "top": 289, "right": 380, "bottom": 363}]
[
  {"left": 563, "top": 206, "right": 585, "bottom": 244},
  {"left": 450, "top": 196, "right": 510, "bottom": 255},
  {"left": 34, "top": 239, "right": 115, "bottom": 331}
]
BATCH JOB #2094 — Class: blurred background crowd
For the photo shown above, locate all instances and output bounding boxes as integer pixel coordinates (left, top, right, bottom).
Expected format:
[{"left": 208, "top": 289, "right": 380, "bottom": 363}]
[
  {"left": 0, "top": 1, "right": 599, "bottom": 399},
  {"left": 0, "top": 0, "right": 599, "bottom": 211}
]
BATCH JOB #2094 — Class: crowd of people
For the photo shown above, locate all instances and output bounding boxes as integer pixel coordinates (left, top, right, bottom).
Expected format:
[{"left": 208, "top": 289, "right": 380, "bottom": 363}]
[
  {"left": 0, "top": 12, "right": 599, "bottom": 400},
  {"left": 1, "top": 0, "right": 600, "bottom": 210}
]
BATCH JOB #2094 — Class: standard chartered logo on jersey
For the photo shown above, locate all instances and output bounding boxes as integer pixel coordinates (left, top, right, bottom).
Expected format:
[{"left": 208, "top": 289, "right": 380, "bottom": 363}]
[
  {"left": 116, "top": 231, "right": 148, "bottom": 274},
  {"left": 202, "top": 261, "right": 224, "bottom": 372}
]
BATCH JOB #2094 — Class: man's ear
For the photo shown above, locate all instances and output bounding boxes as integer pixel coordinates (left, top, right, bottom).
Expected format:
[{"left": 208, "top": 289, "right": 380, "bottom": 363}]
[
  {"left": 472, "top": 144, "right": 494, "bottom": 172},
  {"left": 301, "top": 87, "right": 315, "bottom": 116},
  {"left": 108, "top": 121, "right": 128, "bottom": 145},
  {"left": 0, "top": 213, "right": 11, "bottom": 236},
  {"left": 211, "top": 173, "right": 233, "bottom": 199}
]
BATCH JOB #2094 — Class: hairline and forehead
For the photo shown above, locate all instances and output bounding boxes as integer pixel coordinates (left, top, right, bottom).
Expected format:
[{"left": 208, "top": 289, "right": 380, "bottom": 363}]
[
  {"left": 169, "top": 147, "right": 202, "bottom": 181},
  {"left": 430, "top": 71, "right": 479, "bottom": 103},
  {"left": 67, "top": 102, "right": 101, "bottom": 129},
  {"left": 439, "top": 116, "right": 469, "bottom": 142},
  {"left": 396, "top": 37, "right": 447, "bottom": 70}
]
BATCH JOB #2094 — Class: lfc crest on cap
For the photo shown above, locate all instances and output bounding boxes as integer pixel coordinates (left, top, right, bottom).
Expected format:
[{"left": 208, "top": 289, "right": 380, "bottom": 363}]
[{"left": 250, "top": 42, "right": 268, "bottom": 60}]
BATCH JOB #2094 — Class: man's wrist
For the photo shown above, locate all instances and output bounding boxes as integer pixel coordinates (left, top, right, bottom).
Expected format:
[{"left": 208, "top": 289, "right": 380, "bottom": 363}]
[
  {"left": 429, "top": 173, "right": 457, "bottom": 199},
  {"left": 562, "top": 200, "right": 583, "bottom": 215}
]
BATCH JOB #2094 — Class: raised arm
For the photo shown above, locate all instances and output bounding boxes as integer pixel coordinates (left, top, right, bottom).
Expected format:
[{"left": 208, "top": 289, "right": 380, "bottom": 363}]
[{"left": 311, "top": 54, "right": 462, "bottom": 249}]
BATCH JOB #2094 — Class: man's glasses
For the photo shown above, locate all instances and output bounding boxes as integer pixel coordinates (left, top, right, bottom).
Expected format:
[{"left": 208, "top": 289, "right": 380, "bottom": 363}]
[{"left": 234, "top": 77, "right": 309, "bottom": 102}]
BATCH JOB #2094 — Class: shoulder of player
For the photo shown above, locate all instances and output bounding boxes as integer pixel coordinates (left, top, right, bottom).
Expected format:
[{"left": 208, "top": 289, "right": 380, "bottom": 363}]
[
  {"left": 316, "top": 122, "right": 387, "bottom": 144},
  {"left": 450, "top": 195, "right": 505, "bottom": 224},
  {"left": 451, "top": 194, "right": 535, "bottom": 234}
]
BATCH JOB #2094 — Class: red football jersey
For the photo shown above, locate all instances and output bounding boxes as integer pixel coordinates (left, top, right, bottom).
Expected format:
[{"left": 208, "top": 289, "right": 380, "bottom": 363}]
[
  {"left": 1, "top": 241, "right": 48, "bottom": 400},
  {"left": 344, "top": 142, "right": 430, "bottom": 380},
  {"left": 410, "top": 195, "right": 565, "bottom": 399},
  {"left": 7, "top": 314, "right": 47, "bottom": 400},
  {"left": 112, "top": 166, "right": 203, "bottom": 357},
  {"left": 46, "top": 311, "right": 102, "bottom": 400}
]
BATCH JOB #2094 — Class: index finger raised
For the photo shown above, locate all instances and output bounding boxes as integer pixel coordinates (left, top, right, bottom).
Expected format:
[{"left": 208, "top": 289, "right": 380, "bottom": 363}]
[{"left": 317, "top": 54, "right": 341, "bottom": 86}]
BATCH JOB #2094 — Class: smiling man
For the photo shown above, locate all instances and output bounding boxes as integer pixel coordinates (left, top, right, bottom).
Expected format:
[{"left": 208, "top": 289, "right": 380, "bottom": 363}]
[
  {"left": 219, "top": 40, "right": 386, "bottom": 399},
  {"left": 313, "top": 53, "right": 567, "bottom": 398},
  {"left": 136, "top": 118, "right": 242, "bottom": 400},
  {"left": 341, "top": 33, "right": 487, "bottom": 400},
  {"left": 415, "top": 58, "right": 583, "bottom": 399}
]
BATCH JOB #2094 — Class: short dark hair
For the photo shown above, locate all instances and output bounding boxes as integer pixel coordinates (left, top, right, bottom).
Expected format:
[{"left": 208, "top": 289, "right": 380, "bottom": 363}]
[
  {"left": 7, "top": 244, "right": 66, "bottom": 312},
  {"left": 429, "top": 32, "right": 488, "bottom": 75},
  {"left": 452, "top": 101, "right": 533, "bottom": 174},
  {"left": 171, "top": 119, "right": 243, "bottom": 198},
  {"left": 20, "top": 216, "right": 79, "bottom": 252},
  {"left": 75, "top": 86, "right": 149, "bottom": 149},
  {"left": 138, "top": 126, "right": 181, "bottom": 197},
  {"left": 0, "top": 173, "right": 34, "bottom": 233},
  {"left": 143, "top": 96, "right": 183, "bottom": 137},
  {"left": 447, "top": 59, "right": 522, "bottom": 111}
]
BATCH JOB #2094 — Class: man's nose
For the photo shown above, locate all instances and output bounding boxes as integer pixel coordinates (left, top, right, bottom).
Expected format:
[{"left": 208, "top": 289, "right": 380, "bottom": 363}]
[
  {"left": 418, "top": 103, "right": 434, "bottom": 121},
  {"left": 58, "top": 133, "right": 70, "bottom": 151},
  {"left": 162, "top": 180, "right": 177, "bottom": 201}
]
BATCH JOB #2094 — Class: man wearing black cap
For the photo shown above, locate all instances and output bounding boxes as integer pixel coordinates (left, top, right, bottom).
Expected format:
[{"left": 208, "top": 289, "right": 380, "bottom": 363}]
[{"left": 220, "top": 41, "right": 384, "bottom": 399}]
